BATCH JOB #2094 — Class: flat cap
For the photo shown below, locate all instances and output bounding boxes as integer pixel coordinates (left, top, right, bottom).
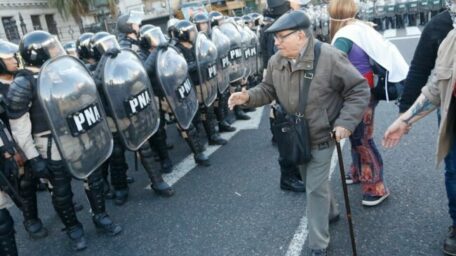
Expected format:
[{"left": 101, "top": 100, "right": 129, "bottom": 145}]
[{"left": 265, "top": 10, "right": 311, "bottom": 33}]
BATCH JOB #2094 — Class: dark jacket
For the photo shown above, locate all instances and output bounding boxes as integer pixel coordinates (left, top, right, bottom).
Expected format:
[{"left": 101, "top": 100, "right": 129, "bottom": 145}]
[{"left": 399, "top": 10, "right": 453, "bottom": 112}]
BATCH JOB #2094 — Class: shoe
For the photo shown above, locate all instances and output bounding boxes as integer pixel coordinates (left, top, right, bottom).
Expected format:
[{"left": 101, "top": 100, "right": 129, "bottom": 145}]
[
  {"left": 24, "top": 219, "right": 48, "bottom": 239},
  {"left": 362, "top": 191, "right": 390, "bottom": 206},
  {"left": 219, "top": 121, "right": 236, "bottom": 132},
  {"left": 208, "top": 135, "right": 228, "bottom": 146},
  {"left": 194, "top": 153, "right": 211, "bottom": 167},
  {"left": 234, "top": 107, "right": 251, "bottom": 120},
  {"left": 66, "top": 225, "right": 87, "bottom": 251},
  {"left": 114, "top": 189, "right": 129, "bottom": 206},
  {"left": 329, "top": 213, "right": 340, "bottom": 224},
  {"left": 310, "top": 248, "right": 327, "bottom": 256},
  {"left": 151, "top": 183, "right": 175, "bottom": 197},
  {"left": 280, "top": 176, "right": 306, "bottom": 193},
  {"left": 93, "top": 213, "right": 122, "bottom": 236},
  {"left": 345, "top": 175, "right": 354, "bottom": 185},
  {"left": 444, "top": 226, "right": 456, "bottom": 256}
]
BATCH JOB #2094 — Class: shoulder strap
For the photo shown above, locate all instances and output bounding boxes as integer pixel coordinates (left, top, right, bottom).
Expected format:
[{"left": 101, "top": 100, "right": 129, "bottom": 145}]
[{"left": 298, "top": 41, "right": 322, "bottom": 115}]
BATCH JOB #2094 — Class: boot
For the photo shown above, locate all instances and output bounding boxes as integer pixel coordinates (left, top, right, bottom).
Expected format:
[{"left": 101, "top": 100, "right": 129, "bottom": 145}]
[
  {"left": 215, "top": 94, "right": 236, "bottom": 132},
  {"left": 183, "top": 125, "right": 211, "bottom": 166},
  {"left": 149, "top": 127, "right": 173, "bottom": 174},
  {"left": 23, "top": 219, "right": 48, "bottom": 239},
  {"left": 66, "top": 224, "right": 87, "bottom": 251},
  {"left": 234, "top": 106, "right": 250, "bottom": 120},
  {"left": 92, "top": 213, "right": 122, "bottom": 236},
  {"left": 19, "top": 172, "right": 48, "bottom": 239},
  {"left": 139, "top": 143, "right": 175, "bottom": 197},
  {"left": 109, "top": 139, "right": 129, "bottom": 204},
  {"left": 202, "top": 107, "right": 227, "bottom": 146}
]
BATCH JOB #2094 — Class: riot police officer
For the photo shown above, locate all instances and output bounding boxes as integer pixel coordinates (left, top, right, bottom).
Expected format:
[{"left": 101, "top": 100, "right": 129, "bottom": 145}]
[
  {"left": 385, "top": 0, "right": 397, "bottom": 29},
  {"left": 374, "top": 0, "right": 386, "bottom": 31},
  {"left": 116, "top": 11, "right": 143, "bottom": 50},
  {"left": 7, "top": 31, "right": 122, "bottom": 251},
  {"left": 0, "top": 39, "right": 51, "bottom": 244},
  {"left": 396, "top": 0, "right": 408, "bottom": 28},
  {"left": 90, "top": 32, "right": 175, "bottom": 201}
]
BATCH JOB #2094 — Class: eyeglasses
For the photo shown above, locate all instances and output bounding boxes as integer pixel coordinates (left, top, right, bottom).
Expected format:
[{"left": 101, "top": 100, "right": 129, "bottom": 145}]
[{"left": 274, "top": 30, "right": 298, "bottom": 42}]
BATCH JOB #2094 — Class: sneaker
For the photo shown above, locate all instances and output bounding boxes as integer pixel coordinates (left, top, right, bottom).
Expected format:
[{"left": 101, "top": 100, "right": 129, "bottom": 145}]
[
  {"left": 443, "top": 226, "right": 456, "bottom": 256},
  {"left": 345, "top": 175, "right": 354, "bottom": 185},
  {"left": 362, "top": 191, "right": 390, "bottom": 206}
]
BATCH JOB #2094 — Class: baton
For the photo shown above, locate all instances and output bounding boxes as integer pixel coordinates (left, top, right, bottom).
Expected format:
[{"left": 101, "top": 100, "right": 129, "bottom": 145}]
[{"left": 332, "top": 131, "right": 357, "bottom": 256}]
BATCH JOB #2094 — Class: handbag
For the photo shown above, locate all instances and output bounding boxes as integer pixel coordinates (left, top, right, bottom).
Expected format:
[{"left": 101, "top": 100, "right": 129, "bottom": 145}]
[{"left": 271, "top": 41, "right": 322, "bottom": 165}]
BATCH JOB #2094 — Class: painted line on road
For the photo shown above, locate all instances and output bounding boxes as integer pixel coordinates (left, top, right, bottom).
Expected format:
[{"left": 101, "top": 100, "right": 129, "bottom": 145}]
[
  {"left": 145, "top": 107, "right": 265, "bottom": 189},
  {"left": 405, "top": 26, "right": 422, "bottom": 36},
  {"left": 382, "top": 29, "right": 397, "bottom": 39},
  {"left": 285, "top": 139, "right": 346, "bottom": 256}
]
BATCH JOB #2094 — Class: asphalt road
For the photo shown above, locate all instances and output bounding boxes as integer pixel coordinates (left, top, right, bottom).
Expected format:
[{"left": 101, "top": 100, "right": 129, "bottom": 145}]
[{"left": 13, "top": 28, "right": 448, "bottom": 256}]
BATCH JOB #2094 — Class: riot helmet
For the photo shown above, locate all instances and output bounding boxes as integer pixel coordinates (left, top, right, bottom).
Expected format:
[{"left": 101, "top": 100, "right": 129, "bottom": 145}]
[
  {"left": 0, "top": 39, "right": 19, "bottom": 74},
  {"left": 167, "top": 18, "right": 180, "bottom": 39},
  {"left": 242, "top": 15, "right": 254, "bottom": 28},
  {"left": 139, "top": 24, "right": 155, "bottom": 36},
  {"left": 249, "top": 13, "right": 264, "bottom": 27},
  {"left": 76, "top": 32, "right": 95, "bottom": 60},
  {"left": 192, "top": 13, "right": 211, "bottom": 34},
  {"left": 20, "top": 30, "right": 66, "bottom": 67},
  {"left": 174, "top": 20, "right": 198, "bottom": 44},
  {"left": 63, "top": 41, "right": 76, "bottom": 56},
  {"left": 208, "top": 11, "right": 224, "bottom": 27},
  {"left": 266, "top": 0, "right": 291, "bottom": 18},
  {"left": 116, "top": 10, "right": 144, "bottom": 35},
  {"left": 140, "top": 27, "right": 167, "bottom": 50},
  {"left": 90, "top": 32, "right": 120, "bottom": 61}
]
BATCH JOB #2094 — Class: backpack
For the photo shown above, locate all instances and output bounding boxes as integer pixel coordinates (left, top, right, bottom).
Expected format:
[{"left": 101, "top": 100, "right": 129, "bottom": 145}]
[{"left": 371, "top": 60, "right": 404, "bottom": 101}]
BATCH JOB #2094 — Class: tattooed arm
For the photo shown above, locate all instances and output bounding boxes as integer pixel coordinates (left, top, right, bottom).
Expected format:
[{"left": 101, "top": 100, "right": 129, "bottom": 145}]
[{"left": 382, "top": 93, "right": 438, "bottom": 148}]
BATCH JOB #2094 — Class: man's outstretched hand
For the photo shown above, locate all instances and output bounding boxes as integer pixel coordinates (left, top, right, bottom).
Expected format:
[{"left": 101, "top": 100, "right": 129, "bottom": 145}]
[{"left": 228, "top": 88, "right": 249, "bottom": 110}]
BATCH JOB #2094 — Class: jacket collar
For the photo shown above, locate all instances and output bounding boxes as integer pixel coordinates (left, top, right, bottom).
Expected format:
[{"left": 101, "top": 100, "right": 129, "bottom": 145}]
[{"left": 277, "top": 36, "right": 315, "bottom": 72}]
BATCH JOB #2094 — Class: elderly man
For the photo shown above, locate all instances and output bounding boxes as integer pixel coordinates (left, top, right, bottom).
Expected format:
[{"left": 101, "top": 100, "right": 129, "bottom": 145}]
[{"left": 229, "top": 11, "right": 370, "bottom": 256}]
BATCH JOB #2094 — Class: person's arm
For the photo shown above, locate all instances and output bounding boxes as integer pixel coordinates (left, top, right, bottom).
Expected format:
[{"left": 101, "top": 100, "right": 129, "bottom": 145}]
[
  {"left": 6, "top": 76, "right": 39, "bottom": 160},
  {"left": 383, "top": 68, "right": 441, "bottom": 148}
]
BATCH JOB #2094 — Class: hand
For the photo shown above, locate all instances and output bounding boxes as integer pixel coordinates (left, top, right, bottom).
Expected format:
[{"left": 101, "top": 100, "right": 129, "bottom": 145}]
[
  {"left": 332, "top": 126, "right": 351, "bottom": 142},
  {"left": 382, "top": 119, "right": 410, "bottom": 148},
  {"left": 157, "top": 43, "right": 169, "bottom": 51},
  {"left": 28, "top": 156, "right": 49, "bottom": 179},
  {"left": 228, "top": 88, "right": 249, "bottom": 110},
  {"left": 106, "top": 48, "right": 120, "bottom": 58}
]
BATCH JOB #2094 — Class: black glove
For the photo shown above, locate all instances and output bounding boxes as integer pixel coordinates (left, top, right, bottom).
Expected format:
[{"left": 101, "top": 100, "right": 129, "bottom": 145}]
[
  {"left": 105, "top": 48, "right": 120, "bottom": 58},
  {"left": 28, "top": 156, "right": 49, "bottom": 179}
]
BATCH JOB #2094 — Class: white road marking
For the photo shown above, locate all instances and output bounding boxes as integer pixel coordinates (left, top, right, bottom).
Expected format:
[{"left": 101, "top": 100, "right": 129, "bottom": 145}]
[
  {"left": 405, "top": 26, "right": 422, "bottom": 36},
  {"left": 285, "top": 139, "right": 346, "bottom": 256},
  {"left": 382, "top": 29, "right": 397, "bottom": 38},
  {"left": 145, "top": 107, "right": 265, "bottom": 189}
]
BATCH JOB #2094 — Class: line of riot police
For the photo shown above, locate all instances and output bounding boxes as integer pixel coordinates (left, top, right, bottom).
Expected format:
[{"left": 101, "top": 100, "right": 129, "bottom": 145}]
[{"left": 0, "top": 9, "right": 266, "bottom": 255}]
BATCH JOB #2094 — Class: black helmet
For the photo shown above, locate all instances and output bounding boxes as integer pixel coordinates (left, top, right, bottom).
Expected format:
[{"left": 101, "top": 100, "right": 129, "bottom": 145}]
[
  {"left": 76, "top": 32, "right": 94, "bottom": 60},
  {"left": 139, "top": 24, "right": 155, "bottom": 36},
  {"left": 208, "top": 11, "right": 224, "bottom": 27},
  {"left": 242, "top": 15, "right": 254, "bottom": 28},
  {"left": 192, "top": 13, "right": 211, "bottom": 34},
  {"left": 266, "top": 0, "right": 290, "bottom": 18},
  {"left": 166, "top": 18, "right": 180, "bottom": 39},
  {"left": 19, "top": 30, "right": 66, "bottom": 67},
  {"left": 0, "top": 39, "right": 19, "bottom": 74},
  {"left": 116, "top": 10, "right": 143, "bottom": 34},
  {"left": 140, "top": 27, "right": 167, "bottom": 50},
  {"left": 90, "top": 32, "right": 120, "bottom": 61},
  {"left": 174, "top": 20, "right": 198, "bottom": 44}
]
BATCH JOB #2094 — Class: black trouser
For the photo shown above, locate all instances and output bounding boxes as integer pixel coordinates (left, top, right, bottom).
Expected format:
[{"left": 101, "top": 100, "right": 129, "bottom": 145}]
[
  {"left": 107, "top": 133, "right": 128, "bottom": 191},
  {"left": 0, "top": 208, "right": 17, "bottom": 256},
  {"left": 84, "top": 168, "right": 106, "bottom": 215}
]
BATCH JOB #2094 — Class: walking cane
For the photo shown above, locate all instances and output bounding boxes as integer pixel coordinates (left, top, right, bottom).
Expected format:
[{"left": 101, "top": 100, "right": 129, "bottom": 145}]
[{"left": 332, "top": 132, "right": 357, "bottom": 256}]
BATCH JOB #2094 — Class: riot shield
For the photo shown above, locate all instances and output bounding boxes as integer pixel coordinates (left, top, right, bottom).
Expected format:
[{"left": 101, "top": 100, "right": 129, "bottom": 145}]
[
  {"left": 238, "top": 25, "right": 251, "bottom": 78},
  {"left": 37, "top": 55, "right": 113, "bottom": 179},
  {"left": 102, "top": 49, "right": 160, "bottom": 151},
  {"left": 366, "top": 1, "right": 375, "bottom": 21},
  {"left": 219, "top": 21, "right": 244, "bottom": 83},
  {"left": 419, "top": 0, "right": 430, "bottom": 12},
  {"left": 430, "top": 0, "right": 441, "bottom": 11},
  {"left": 254, "top": 26, "right": 264, "bottom": 75},
  {"left": 211, "top": 27, "right": 231, "bottom": 93},
  {"left": 245, "top": 27, "right": 258, "bottom": 77},
  {"left": 156, "top": 46, "right": 198, "bottom": 130},
  {"left": 375, "top": 0, "right": 386, "bottom": 18},
  {"left": 407, "top": 0, "right": 419, "bottom": 14},
  {"left": 396, "top": 0, "right": 408, "bottom": 14},
  {"left": 386, "top": 1, "right": 396, "bottom": 17},
  {"left": 195, "top": 32, "right": 218, "bottom": 107}
]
